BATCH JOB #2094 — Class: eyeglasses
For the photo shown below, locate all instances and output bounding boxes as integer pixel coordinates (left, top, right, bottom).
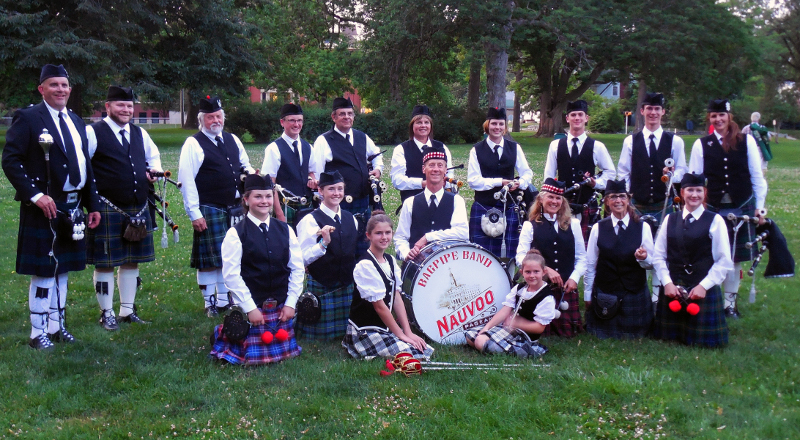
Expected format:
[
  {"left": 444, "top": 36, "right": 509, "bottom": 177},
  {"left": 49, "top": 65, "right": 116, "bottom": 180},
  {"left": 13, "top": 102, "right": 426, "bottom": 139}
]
[
  {"left": 607, "top": 194, "right": 629, "bottom": 200},
  {"left": 283, "top": 118, "right": 303, "bottom": 124}
]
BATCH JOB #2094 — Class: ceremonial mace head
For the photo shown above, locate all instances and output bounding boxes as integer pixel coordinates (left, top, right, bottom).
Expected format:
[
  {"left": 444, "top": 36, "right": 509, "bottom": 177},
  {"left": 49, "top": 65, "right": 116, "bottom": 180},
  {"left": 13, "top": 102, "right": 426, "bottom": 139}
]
[{"left": 39, "top": 129, "right": 54, "bottom": 159}]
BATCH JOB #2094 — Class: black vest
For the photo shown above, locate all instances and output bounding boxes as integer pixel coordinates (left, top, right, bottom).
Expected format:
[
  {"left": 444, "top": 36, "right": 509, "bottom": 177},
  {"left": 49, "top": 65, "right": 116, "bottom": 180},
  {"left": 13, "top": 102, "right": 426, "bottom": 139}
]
[
  {"left": 594, "top": 217, "right": 647, "bottom": 293},
  {"left": 665, "top": 210, "right": 715, "bottom": 287},
  {"left": 556, "top": 137, "right": 596, "bottom": 204},
  {"left": 307, "top": 209, "right": 358, "bottom": 287},
  {"left": 701, "top": 134, "right": 752, "bottom": 206},
  {"left": 349, "top": 253, "right": 396, "bottom": 330},
  {"left": 473, "top": 139, "right": 517, "bottom": 206},
  {"left": 193, "top": 132, "right": 241, "bottom": 207},
  {"left": 274, "top": 137, "right": 312, "bottom": 199},
  {"left": 322, "top": 129, "right": 369, "bottom": 199},
  {"left": 512, "top": 283, "right": 556, "bottom": 330},
  {"left": 90, "top": 121, "right": 149, "bottom": 206},
  {"left": 531, "top": 219, "right": 575, "bottom": 281},
  {"left": 630, "top": 131, "right": 673, "bottom": 204},
  {"left": 234, "top": 218, "right": 292, "bottom": 305},
  {"left": 408, "top": 191, "right": 455, "bottom": 245},
  {"left": 399, "top": 139, "right": 446, "bottom": 201}
]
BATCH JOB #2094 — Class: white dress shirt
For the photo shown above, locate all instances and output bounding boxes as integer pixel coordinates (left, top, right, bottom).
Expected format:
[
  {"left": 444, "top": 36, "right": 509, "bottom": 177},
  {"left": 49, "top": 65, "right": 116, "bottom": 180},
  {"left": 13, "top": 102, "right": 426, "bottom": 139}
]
[
  {"left": 390, "top": 138, "right": 454, "bottom": 190},
  {"left": 296, "top": 203, "right": 359, "bottom": 265},
  {"left": 32, "top": 101, "right": 87, "bottom": 202},
  {"left": 86, "top": 117, "right": 162, "bottom": 171},
  {"left": 502, "top": 282, "right": 557, "bottom": 326},
  {"left": 312, "top": 126, "right": 383, "bottom": 177},
  {"left": 394, "top": 187, "right": 469, "bottom": 260},
  {"left": 353, "top": 251, "right": 402, "bottom": 303},
  {"left": 583, "top": 213, "right": 655, "bottom": 301},
  {"left": 543, "top": 132, "right": 616, "bottom": 189},
  {"left": 617, "top": 127, "right": 686, "bottom": 191},
  {"left": 688, "top": 132, "right": 768, "bottom": 209},
  {"left": 221, "top": 213, "right": 305, "bottom": 313},
  {"left": 261, "top": 132, "right": 317, "bottom": 179},
  {"left": 515, "top": 213, "right": 587, "bottom": 283},
  {"left": 652, "top": 206, "right": 733, "bottom": 291},
  {"left": 178, "top": 129, "right": 253, "bottom": 221},
  {"left": 467, "top": 138, "right": 533, "bottom": 191}
]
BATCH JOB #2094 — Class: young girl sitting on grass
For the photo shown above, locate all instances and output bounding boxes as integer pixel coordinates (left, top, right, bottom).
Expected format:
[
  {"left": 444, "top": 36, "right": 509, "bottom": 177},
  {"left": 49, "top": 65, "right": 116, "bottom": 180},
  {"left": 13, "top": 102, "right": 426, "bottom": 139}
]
[
  {"left": 342, "top": 210, "right": 434, "bottom": 360},
  {"left": 465, "top": 250, "right": 555, "bottom": 357}
]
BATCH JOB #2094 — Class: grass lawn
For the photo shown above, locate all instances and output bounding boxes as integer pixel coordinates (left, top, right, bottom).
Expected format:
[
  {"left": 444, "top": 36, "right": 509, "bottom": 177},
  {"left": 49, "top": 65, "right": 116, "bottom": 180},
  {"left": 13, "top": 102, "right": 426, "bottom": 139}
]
[{"left": 0, "top": 126, "right": 798, "bottom": 439}]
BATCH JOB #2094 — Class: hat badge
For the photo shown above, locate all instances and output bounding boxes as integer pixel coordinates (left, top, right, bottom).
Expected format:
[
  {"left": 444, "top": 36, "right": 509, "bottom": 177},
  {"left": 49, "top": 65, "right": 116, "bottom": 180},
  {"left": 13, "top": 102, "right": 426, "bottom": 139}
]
[
  {"left": 216, "top": 99, "right": 221, "bottom": 107},
  {"left": 725, "top": 102, "right": 731, "bottom": 112}
]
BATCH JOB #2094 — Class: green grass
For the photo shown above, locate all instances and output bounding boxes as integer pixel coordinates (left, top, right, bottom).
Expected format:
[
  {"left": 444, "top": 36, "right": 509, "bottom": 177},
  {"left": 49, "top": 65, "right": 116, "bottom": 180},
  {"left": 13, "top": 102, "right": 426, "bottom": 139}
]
[{"left": 0, "top": 127, "right": 798, "bottom": 439}]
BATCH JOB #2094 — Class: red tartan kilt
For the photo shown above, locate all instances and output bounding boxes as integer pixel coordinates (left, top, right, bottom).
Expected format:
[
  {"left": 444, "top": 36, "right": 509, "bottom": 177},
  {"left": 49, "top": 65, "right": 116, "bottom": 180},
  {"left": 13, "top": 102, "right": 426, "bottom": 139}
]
[{"left": 544, "top": 288, "right": 583, "bottom": 338}]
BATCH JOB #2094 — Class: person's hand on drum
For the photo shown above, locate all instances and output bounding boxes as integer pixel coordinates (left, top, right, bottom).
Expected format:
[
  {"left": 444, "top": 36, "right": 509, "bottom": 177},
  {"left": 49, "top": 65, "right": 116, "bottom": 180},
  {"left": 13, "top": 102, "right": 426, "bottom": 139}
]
[
  {"left": 545, "top": 266, "right": 563, "bottom": 288},
  {"left": 400, "top": 331, "right": 427, "bottom": 352},
  {"left": 564, "top": 279, "right": 578, "bottom": 294},
  {"left": 407, "top": 235, "right": 428, "bottom": 260}
]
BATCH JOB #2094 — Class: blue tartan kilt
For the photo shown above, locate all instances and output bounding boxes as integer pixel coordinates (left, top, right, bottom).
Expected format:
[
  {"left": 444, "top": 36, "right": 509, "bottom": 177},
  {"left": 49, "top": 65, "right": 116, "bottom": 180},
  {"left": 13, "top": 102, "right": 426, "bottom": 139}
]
[
  {"left": 209, "top": 305, "right": 302, "bottom": 365},
  {"left": 708, "top": 195, "right": 757, "bottom": 263},
  {"left": 653, "top": 285, "right": 728, "bottom": 348},
  {"left": 468, "top": 201, "right": 520, "bottom": 259},
  {"left": 342, "top": 321, "right": 434, "bottom": 360},
  {"left": 632, "top": 198, "right": 673, "bottom": 228},
  {"left": 341, "top": 196, "right": 371, "bottom": 257},
  {"left": 294, "top": 276, "right": 354, "bottom": 340},
  {"left": 585, "top": 284, "right": 654, "bottom": 340},
  {"left": 16, "top": 201, "right": 87, "bottom": 277},
  {"left": 86, "top": 202, "right": 155, "bottom": 268},
  {"left": 190, "top": 205, "right": 230, "bottom": 269}
]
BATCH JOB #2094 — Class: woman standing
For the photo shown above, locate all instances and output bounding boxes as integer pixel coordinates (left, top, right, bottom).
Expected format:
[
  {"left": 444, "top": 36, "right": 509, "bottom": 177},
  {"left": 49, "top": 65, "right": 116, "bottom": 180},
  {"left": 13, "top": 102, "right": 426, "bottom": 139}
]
[
  {"left": 688, "top": 99, "right": 767, "bottom": 318},
  {"left": 652, "top": 173, "right": 733, "bottom": 348},
  {"left": 515, "top": 178, "right": 586, "bottom": 337},
  {"left": 468, "top": 107, "right": 533, "bottom": 259},
  {"left": 584, "top": 179, "right": 654, "bottom": 339}
]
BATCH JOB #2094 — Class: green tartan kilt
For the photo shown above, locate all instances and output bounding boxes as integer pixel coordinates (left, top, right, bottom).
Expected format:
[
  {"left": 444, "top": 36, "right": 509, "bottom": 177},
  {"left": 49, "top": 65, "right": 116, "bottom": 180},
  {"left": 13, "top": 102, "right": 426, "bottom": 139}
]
[
  {"left": 190, "top": 205, "right": 229, "bottom": 269},
  {"left": 294, "top": 275, "right": 354, "bottom": 340},
  {"left": 86, "top": 202, "right": 155, "bottom": 268}
]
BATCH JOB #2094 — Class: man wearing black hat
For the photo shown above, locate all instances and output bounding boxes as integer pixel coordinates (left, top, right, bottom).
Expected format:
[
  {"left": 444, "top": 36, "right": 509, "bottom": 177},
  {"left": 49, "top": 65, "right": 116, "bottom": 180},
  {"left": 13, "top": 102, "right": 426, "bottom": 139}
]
[
  {"left": 543, "top": 99, "right": 616, "bottom": 243},
  {"left": 390, "top": 105, "right": 455, "bottom": 203},
  {"left": 395, "top": 145, "right": 469, "bottom": 261},
  {"left": 261, "top": 103, "right": 316, "bottom": 230},
  {"left": 312, "top": 97, "right": 383, "bottom": 256},
  {"left": 178, "top": 95, "right": 255, "bottom": 317},
  {"left": 2, "top": 64, "right": 101, "bottom": 349},
  {"left": 85, "top": 86, "right": 163, "bottom": 330}
]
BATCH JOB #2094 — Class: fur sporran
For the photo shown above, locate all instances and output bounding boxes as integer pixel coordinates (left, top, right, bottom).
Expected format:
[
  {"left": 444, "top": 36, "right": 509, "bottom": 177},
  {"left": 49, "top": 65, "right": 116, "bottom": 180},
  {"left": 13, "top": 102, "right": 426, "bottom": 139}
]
[
  {"left": 122, "top": 215, "right": 148, "bottom": 242},
  {"left": 480, "top": 207, "right": 506, "bottom": 237}
]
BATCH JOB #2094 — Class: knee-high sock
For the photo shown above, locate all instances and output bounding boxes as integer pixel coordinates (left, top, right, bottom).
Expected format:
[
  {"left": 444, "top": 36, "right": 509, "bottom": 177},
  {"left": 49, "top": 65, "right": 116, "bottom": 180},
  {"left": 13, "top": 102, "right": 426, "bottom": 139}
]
[
  {"left": 118, "top": 267, "right": 139, "bottom": 317},
  {"left": 723, "top": 263, "right": 743, "bottom": 309},
  {"left": 197, "top": 270, "right": 217, "bottom": 308},
  {"left": 29, "top": 276, "right": 54, "bottom": 338},
  {"left": 94, "top": 270, "right": 116, "bottom": 317},
  {"left": 48, "top": 273, "right": 69, "bottom": 334},
  {"left": 215, "top": 269, "right": 230, "bottom": 308}
]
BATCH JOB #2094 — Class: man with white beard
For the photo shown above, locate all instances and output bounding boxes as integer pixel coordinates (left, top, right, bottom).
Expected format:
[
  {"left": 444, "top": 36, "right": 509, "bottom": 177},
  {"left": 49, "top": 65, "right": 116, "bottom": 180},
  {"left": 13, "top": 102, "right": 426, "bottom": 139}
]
[{"left": 178, "top": 95, "right": 254, "bottom": 317}]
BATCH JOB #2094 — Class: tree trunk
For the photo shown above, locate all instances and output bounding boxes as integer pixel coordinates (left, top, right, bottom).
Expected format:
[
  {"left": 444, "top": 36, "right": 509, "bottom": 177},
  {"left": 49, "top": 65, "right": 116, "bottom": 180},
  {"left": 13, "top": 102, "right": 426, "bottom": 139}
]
[
  {"left": 485, "top": 42, "right": 509, "bottom": 109},
  {"left": 537, "top": 96, "right": 566, "bottom": 137},
  {"left": 635, "top": 79, "right": 647, "bottom": 131},
  {"left": 467, "top": 55, "right": 482, "bottom": 110},
  {"left": 67, "top": 83, "right": 84, "bottom": 117},
  {"left": 512, "top": 69, "right": 522, "bottom": 133},
  {"left": 535, "top": 60, "right": 607, "bottom": 137},
  {"left": 388, "top": 53, "right": 404, "bottom": 103},
  {"left": 184, "top": 95, "right": 198, "bottom": 130}
]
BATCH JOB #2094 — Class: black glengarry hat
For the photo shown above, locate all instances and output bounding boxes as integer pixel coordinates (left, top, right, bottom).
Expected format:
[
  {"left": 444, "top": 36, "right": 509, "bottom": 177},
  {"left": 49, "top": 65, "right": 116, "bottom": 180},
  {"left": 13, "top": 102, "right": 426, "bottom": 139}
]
[
  {"left": 39, "top": 64, "right": 69, "bottom": 84},
  {"left": 707, "top": 99, "right": 730, "bottom": 113},
  {"left": 486, "top": 107, "right": 506, "bottom": 120},
  {"left": 332, "top": 97, "right": 353, "bottom": 112},
  {"left": 566, "top": 100, "right": 589, "bottom": 114},
  {"left": 422, "top": 144, "right": 447, "bottom": 163},
  {"left": 605, "top": 179, "right": 628, "bottom": 194},
  {"left": 642, "top": 92, "right": 665, "bottom": 107},
  {"left": 540, "top": 178, "right": 566, "bottom": 195},
  {"left": 199, "top": 95, "right": 223, "bottom": 113},
  {"left": 244, "top": 174, "right": 273, "bottom": 192},
  {"left": 680, "top": 172, "right": 707, "bottom": 188},
  {"left": 280, "top": 103, "right": 303, "bottom": 118},
  {"left": 318, "top": 170, "right": 344, "bottom": 188},
  {"left": 107, "top": 85, "right": 134, "bottom": 102},
  {"left": 412, "top": 105, "right": 431, "bottom": 118}
]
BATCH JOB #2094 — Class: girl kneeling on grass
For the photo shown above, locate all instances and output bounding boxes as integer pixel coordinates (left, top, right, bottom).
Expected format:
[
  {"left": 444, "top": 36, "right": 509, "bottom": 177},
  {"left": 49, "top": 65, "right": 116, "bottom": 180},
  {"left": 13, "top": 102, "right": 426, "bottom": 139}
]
[
  {"left": 465, "top": 250, "right": 555, "bottom": 357},
  {"left": 209, "top": 174, "right": 304, "bottom": 365},
  {"left": 342, "top": 211, "right": 434, "bottom": 360}
]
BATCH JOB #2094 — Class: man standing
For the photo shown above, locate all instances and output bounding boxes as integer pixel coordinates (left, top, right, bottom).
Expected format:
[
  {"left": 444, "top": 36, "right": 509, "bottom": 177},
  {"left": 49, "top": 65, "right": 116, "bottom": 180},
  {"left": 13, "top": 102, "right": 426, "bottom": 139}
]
[
  {"left": 261, "top": 103, "right": 316, "bottom": 229},
  {"left": 86, "top": 86, "right": 162, "bottom": 330},
  {"left": 742, "top": 112, "right": 772, "bottom": 173},
  {"left": 395, "top": 145, "right": 469, "bottom": 261},
  {"left": 178, "top": 95, "right": 255, "bottom": 317},
  {"left": 2, "top": 64, "right": 101, "bottom": 349},
  {"left": 313, "top": 97, "right": 383, "bottom": 256},
  {"left": 543, "top": 99, "right": 616, "bottom": 243}
]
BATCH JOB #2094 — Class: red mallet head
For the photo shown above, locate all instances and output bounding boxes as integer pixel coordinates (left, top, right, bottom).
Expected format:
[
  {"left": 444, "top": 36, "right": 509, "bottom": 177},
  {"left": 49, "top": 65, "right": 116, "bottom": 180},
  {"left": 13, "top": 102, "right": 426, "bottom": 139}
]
[
  {"left": 275, "top": 328, "right": 289, "bottom": 342},
  {"left": 261, "top": 331, "right": 274, "bottom": 344},
  {"left": 686, "top": 303, "right": 700, "bottom": 316},
  {"left": 669, "top": 300, "right": 682, "bottom": 313}
]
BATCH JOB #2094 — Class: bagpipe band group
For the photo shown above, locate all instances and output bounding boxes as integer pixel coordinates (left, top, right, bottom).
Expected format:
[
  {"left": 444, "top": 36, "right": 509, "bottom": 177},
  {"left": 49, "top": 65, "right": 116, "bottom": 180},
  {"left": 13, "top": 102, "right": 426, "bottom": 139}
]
[{"left": 2, "top": 65, "right": 794, "bottom": 366}]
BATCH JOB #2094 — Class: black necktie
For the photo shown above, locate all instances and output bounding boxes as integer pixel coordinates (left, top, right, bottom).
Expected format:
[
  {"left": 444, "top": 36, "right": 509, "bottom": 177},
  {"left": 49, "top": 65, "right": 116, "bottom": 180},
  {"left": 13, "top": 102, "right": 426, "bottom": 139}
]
[
  {"left": 345, "top": 133, "right": 350, "bottom": 144},
  {"left": 648, "top": 134, "right": 658, "bottom": 158},
  {"left": 618, "top": 221, "right": 626, "bottom": 235},
  {"left": 292, "top": 140, "right": 301, "bottom": 164},
  {"left": 120, "top": 129, "right": 129, "bottom": 153},
  {"left": 429, "top": 194, "right": 438, "bottom": 215},
  {"left": 215, "top": 135, "right": 225, "bottom": 151},
  {"left": 59, "top": 112, "right": 81, "bottom": 186},
  {"left": 334, "top": 214, "right": 341, "bottom": 224},
  {"left": 494, "top": 145, "right": 502, "bottom": 162},
  {"left": 684, "top": 215, "right": 694, "bottom": 228},
  {"left": 571, "top": 138, "right": 580, "bottom": 166},
  {"left": 259, "top": 223, "right": 269, "bottom": 244}
]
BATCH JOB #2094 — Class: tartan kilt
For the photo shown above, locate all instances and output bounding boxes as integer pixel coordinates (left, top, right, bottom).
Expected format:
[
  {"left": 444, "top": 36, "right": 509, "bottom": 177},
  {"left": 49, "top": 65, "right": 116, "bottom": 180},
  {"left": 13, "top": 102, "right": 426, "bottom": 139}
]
[
  {"left": 632, "top": 198, "right": 672, "bottom": 226},
  {"left": 280, "top": 200, "right": 313, "bottom": 231},
  {"left": 341, "top": 196, "right": 371, "bottom": 257},
  {"left": 16, "top": 201, "right": 87, "bottom": 277},
  {"left": 708, "top": 195, "right": 757, "bottom": 263},
  {"left": 653, "top": 285, "right": 728, "bottom": 348},
  {"left": 468, "top": 201, "right": 520, "bottom": 259},
  {"left": 341, "top": 321, "right": 434, "bottom": 360},
  {"left": 585, "top": 284, "right": 654, "bottom": 339},
  {"left": 464, "top": 326, "right": 547, "bottom": 357},
  {"left": 544, "top": 288, "right": 583, "bottom": 338},
  {"left": 578, "top": 200, "right": 600, "bottom": 245},
  {"left": 209, "top": 305, "right": 302, "bottom": 365},
  {"left": 190, "top": 205, "right": 229, "bottom": 269},
  {"left": 86, "top": 202, "right": 155, "bottom": 268},
  {"left": 294, "top": 276, "right": 353, "bottom": 340}
]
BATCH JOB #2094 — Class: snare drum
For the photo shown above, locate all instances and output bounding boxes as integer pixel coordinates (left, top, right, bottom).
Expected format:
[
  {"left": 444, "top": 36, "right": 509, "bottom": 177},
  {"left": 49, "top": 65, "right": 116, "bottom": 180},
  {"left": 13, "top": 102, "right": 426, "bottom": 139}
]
[{"left": 401, "top": 240, "right": 511, "bottom": 344}]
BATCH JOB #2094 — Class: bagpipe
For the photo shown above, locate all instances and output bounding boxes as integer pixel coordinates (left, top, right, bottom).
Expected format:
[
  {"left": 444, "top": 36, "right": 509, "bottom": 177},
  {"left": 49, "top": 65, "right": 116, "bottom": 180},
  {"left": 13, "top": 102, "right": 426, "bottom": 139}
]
[
  {"left": 148, "top": 168, "right": 180, "bottom": 248},
  {"left": 38, "top": 129, "right": 87, "bottom": 242},
  {"left": 659, "top": 158, "right": 682, "bottom": 224},
  {"left": 738, "top": 214, "right": 795, "bottom": 303},
  {"left": 483, "top": 177, "right": 538, "bottom": 258},
  {"left": 274, "top": 184, "right": 309, "bottom": 206},
  {"left": 367, "top": 150, "right": 388, "bottom": 211},
  {"left": 564, "top": 170, "right": 604, "bottom": 216},
  {"left": 444, "top": 164, "right": 465, "bottom": 195}
]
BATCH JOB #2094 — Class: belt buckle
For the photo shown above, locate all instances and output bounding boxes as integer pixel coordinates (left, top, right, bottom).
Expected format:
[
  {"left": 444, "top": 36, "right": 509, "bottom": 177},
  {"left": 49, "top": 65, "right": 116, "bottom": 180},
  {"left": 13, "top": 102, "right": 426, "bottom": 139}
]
[
  {"left": 263, "top": 299, "right": 277, "bottom": 310},
  {"left": 66, "top": 193, "right": 78, "bottom": 204}
]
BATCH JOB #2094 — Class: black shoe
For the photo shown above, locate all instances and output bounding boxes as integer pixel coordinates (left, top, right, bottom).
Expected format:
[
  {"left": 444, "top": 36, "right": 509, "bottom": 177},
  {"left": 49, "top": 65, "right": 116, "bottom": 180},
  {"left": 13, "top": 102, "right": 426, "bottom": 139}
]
[
  {"left": 205, "top": 305, "right": 219, "bottom": 318},
  {"left": 48, "top": 328, "right": 76, "bottom": 343},
  {"left": 99, "top": 313, "right": 119, "bottom": 331},
  {"left": 29, "top": 334, "right": 55, "bottom": 350},
  {"left": 725, "top": 307, "right": 741, "bottom": 319},
  {"left": 119, "top": 312, "right": 150, "bottom": 324}
]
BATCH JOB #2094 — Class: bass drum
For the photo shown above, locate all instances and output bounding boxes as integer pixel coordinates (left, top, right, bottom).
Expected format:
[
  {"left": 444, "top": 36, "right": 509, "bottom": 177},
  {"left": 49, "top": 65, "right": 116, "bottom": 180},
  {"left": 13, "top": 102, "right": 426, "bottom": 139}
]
[{"left": 401, "top": 240, "right": 511, "bottom": 345}]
